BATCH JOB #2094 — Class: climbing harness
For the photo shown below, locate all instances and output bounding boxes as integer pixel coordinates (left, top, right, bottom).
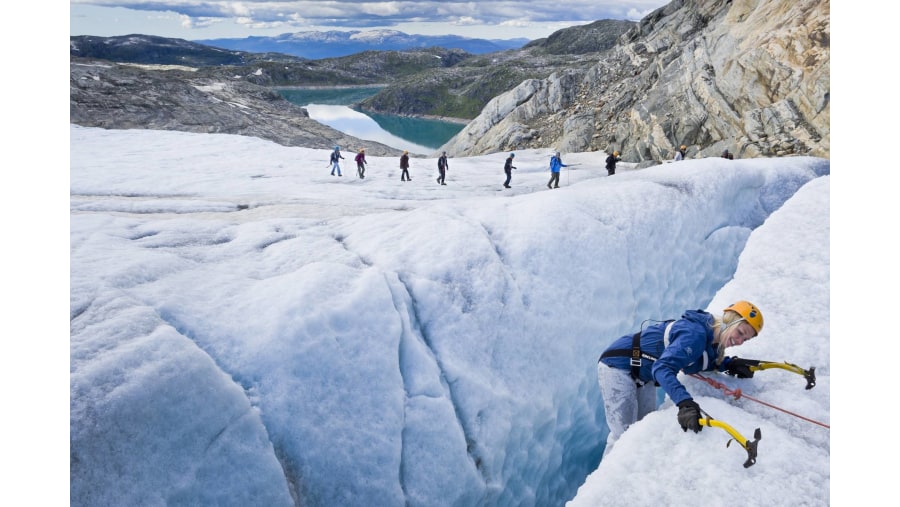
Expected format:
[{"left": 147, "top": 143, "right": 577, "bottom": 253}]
[{"left": 599, "top": 320, "right": 675, "bottom": 386}]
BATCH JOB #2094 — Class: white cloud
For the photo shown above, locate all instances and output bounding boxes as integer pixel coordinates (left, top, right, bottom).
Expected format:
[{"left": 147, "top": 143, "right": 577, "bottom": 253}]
[
  {"left": 180, "top": 14, "right": 221, "bottom": 29},
  {"left": 499, "top": 19, "right": 532, "bottom": 28},
  {"left": 452, "top": 16, "right": 482, "bottom": 26},
  {"left": 72, "top": 1, "right": 669, "bottom": 39}
]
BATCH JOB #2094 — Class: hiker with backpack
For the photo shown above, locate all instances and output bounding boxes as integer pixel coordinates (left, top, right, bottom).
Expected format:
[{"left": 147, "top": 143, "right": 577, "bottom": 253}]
[
  {"left": 400, "top": 151, "right": 411, "bottom": 181},
  {"left": 329, "top": 146, "right": 344, "bottom": 176},
  {"left": 596, "top": 301, "right": 765, "bottom": 456},
  {"left": 547, "top": 151, "right": 567, "bottom": 189},
  {"left": 605, "top": 151, "right": 621, "bottom": 176},
  {"left": 355, "top": 148, "right": 368, "bottom": 179}
]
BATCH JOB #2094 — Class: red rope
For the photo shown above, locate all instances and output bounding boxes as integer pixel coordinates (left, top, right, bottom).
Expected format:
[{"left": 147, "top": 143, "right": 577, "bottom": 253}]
[{"left": 689, "top": 373, "right": 830, "bottom": 429}]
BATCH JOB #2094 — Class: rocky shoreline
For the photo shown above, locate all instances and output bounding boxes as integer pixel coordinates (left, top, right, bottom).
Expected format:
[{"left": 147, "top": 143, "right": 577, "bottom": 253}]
[{"left": 70, "top": 59, "right": 404, "bottom": 157}]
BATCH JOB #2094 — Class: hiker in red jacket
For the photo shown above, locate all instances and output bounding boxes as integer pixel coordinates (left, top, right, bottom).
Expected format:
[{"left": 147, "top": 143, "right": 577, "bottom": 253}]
[{"left": 355, "top": 148, "right": 367, "bottom": 179}]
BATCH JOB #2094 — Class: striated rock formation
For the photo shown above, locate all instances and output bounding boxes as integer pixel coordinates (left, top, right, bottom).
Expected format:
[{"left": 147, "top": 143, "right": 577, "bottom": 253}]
[{"left": 438, "top": 0, "right": 829, "bottom": 161}]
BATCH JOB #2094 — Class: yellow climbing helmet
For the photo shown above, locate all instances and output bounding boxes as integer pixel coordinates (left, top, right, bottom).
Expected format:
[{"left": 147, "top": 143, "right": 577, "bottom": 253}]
[{"left": 724, "top": 301, "right": 763, "bottom": 334}]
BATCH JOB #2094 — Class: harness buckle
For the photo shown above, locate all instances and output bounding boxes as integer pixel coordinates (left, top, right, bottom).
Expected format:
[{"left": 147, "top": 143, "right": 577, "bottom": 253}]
[{"left": 630, "top": 348, "right": 641, "bottom": 368}]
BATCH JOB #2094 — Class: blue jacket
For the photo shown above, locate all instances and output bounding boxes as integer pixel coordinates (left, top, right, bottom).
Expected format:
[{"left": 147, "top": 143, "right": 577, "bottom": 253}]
[
  {"left": 550, "top": 156, "right": 567, "bottom": 173},
  {"left": 600, "top": 310, "right": 732, "bottom": 405}
]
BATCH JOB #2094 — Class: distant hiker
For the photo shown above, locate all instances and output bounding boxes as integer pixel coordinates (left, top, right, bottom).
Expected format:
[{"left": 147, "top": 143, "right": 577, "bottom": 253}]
[
  {"left": 547, "top": 151, "right": 567, "bottom": 189},
  {"left": 597, "top": 301, "right": 765, "bottom": 457},
  {"left": 673, "top": 145, "right": 687, "bottom": 162},
  {"left": 437, "top": 151, "right": 449, "bottom": 185},
  {"left": 355, "top": 148, "right": 367, "bottom": 178},
  {"left": 329, "top": 146, "right": 344, "bottom": 176},
  {"left": 503, "top": 153, "right": 517, "bottom": 188},
  {"left": 605, "top": 151, "right": 622, "bottom": 176},
  {"left": 721, "top": 149, "right": 734, "bottom": 160},
  {"left": 400, "top": 150, "right": 411, "bottom": 181}
]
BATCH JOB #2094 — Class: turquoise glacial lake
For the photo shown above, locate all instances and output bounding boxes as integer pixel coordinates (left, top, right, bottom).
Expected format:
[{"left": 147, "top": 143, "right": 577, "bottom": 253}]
[{"left": 278, "top": 87, "right": 465, "bottom": 155}]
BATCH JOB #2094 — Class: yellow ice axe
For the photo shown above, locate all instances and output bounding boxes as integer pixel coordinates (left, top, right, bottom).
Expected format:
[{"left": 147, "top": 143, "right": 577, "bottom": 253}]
[
  {"left": 699, "top": 417, "right": 761, "bottom": 468},
  {"left": 743, "top": 360, "right": 817, "bottom": 390}
]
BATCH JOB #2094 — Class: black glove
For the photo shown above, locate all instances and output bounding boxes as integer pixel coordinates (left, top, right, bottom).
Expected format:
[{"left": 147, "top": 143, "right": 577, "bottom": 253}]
[
  {"left": 725, "top": 357, "right": 759, "bottom": 379},
  {"left": 677, "top": 399, "right": 703, "bottom": 433}
]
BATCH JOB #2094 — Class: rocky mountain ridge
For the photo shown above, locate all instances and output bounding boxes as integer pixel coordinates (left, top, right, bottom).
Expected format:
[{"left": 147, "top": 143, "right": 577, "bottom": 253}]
[
  {"left": 357, "top": 20, "right": 636, "bottom": 120},
  {"left": 70, "top": 0, "right": 829, "bottom": 162},
  {"left": 69, "top": 23, "right": 629, "bottom": 151},
  {"left": 439, "top": 0, "right": 830, "bottom": 160},
  {"left": 70, "top": 42, "right": 475, "bottom": 156},
  {"left": 70, "top": 35, "right": 468, "bottom": 86},
  {"left": 70, "top": 34, "right": 303, "bottom": 67},
  {"left": 70, "top": 59, "right": 402, "bottom": 156}
]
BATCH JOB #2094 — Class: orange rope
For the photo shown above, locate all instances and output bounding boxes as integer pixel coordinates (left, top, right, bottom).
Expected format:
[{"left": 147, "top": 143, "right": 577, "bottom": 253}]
[{"left": 690, "top": 373, "right": 830, "bottom": 429}]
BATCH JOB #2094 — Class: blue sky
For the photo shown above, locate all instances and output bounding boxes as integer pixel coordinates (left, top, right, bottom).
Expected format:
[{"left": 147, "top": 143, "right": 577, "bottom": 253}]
[{"left": 69, "top": 0, "right": 668, "bottom": 40}]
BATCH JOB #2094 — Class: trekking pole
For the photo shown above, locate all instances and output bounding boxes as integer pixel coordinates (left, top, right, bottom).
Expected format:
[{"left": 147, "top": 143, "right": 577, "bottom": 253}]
[
  {"left": 567, "top": 164, "right": 583, "bottom": 185},
  {"left": 698, "top": 413, "right": 761, "bottom": 468}
]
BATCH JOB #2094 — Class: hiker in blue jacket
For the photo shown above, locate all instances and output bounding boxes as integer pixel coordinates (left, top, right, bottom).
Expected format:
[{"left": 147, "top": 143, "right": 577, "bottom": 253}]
[
  {"left": 547, "top": 151, "right": 567, "bottom": 188},
  {"left": 329, "top": 146, "right": 344, "bottom": 176},
  {"left": 596, "top": 301, "right": 764, "bottom": 456}
]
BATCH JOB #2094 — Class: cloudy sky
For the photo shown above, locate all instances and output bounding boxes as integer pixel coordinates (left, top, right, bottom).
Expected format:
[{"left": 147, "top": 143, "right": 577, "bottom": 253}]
[{"left": 69, "top": 0, "right": 668, "bottom": 40}]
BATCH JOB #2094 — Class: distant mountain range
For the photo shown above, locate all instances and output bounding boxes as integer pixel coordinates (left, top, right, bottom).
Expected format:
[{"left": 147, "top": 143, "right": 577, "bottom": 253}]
[
  {"left": 69, "top": 0, "right": 829, "bottom": 161},
  {"left": 195, "top": 29, "right": 529, "bottom": 59}
]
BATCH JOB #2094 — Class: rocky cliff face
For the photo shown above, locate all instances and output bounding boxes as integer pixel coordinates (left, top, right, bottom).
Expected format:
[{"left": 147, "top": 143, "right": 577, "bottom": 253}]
[{"left": 439, "top": 0, "right": 829, "bottom": 161}]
